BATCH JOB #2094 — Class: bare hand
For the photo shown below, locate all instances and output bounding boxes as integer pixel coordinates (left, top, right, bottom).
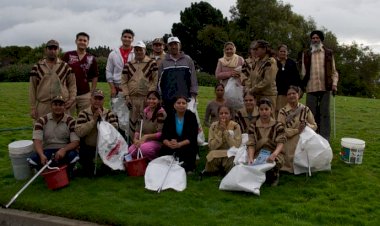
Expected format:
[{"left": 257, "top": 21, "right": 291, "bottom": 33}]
[
  {"left": 332, "top": 85, "right": 337, "bottom": 92},
  {"left": 65, "top": 100, "right": 74, "bottom": 110},
  {"left": 298, "top": 121, "right": 306, "bottom": 133},
  {"left": 111, "top": 86, "right": 117, "bottom": 97},
  {"left": 55, "top": 148, "right": 66, "bottom": 161},
  {"left": 267, "top": 153, "right": 277, "bottom": 163},
  {"left": 219, "top": 120, "right": 227, "bottom": 131},
  {"left": 231, "top": 70, "right": 240, "bottom": 78},
  {"left": 39, "top": 154, "right": 48, "bottom": 165},
  {"left": 125, "top": 98, "right": 132, "bottom": 110},
  {"left": 94, "top": 108, "right": 103, "bottom": 120},
  {"left": 30, "top": 108, "right": 37, "bottom": 119}
]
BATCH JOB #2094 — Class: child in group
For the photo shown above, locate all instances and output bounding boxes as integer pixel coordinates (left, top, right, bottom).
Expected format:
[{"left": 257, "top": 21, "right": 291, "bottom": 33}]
[
  {"left": 204, "top": 105, "right": 242, "bottom": 175},
  {"left": 204, "top": 83, "right": 226, "bottom": 127},
  {"left": 128, "top": 91, "right": 166, "bottom": 161},
  {"left": 247, "top": 98, "right": 286, "bottom": 186},
  {"left": 234, "top": 91, "right": 259, "bottom": 133}
]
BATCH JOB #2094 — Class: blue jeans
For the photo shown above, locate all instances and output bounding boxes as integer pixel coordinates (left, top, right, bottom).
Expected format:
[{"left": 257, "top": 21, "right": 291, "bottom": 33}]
[{"left": 28, "top": 148, "right": 79, "bottom": 169}]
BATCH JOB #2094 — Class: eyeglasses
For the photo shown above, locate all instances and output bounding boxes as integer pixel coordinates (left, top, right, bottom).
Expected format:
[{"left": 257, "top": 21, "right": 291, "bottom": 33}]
[{"left": 47, "top": 46, "right": 58, "bottom": 50}]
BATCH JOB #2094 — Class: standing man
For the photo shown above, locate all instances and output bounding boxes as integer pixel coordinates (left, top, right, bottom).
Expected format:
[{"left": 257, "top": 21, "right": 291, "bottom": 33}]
[
  {"left": 62, "top": 32, "right": 99, "bottom": 115},
  {"left": 158, "top": 36, "right": 198, "bottom": 112},
  {"left": 121, "top": 41, "right": 158, "bottom": 140},
  {"left": 28, "top": 96, "right": 79, "bottom": 172},
  {"left": 150, "top": 38, "right": 166, "bottom": 66},
  {"left": 106, "top": 29, "right": 135, "bottom": 98},
  {"left": 75, "top": 89, "right": 118, "bottom": 176},
  {"left": 301, "top": 30, "right": 339, "bottom": 141},
  {"left": 29, "top": 40, "right": 77, "bottom": 120}
]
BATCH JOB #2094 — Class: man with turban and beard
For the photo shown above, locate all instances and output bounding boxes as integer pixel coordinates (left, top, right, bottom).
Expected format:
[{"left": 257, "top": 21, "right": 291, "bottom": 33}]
[{"left": 300, "top": 30, "right": 339, "bottom": 141}]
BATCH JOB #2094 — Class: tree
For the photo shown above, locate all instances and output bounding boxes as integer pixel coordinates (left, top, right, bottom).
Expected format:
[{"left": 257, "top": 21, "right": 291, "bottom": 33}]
[{"left": 171, "top": 1, "right": 228, "bottom": 73}]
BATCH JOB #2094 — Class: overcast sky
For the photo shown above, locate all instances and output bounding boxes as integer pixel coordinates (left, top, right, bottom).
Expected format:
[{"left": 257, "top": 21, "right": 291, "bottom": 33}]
[{"left": 1, "top": 0, "right": 379, "bottom": 53}]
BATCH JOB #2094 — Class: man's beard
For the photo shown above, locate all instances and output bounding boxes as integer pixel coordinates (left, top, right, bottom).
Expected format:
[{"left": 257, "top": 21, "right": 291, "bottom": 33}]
[{"left": 310, "top": 43, "right": 323, "bottom": 53}]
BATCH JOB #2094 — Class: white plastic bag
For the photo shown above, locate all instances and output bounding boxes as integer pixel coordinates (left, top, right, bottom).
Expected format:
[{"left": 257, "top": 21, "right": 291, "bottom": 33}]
[
  {"left": 293, "top": 126, "right": 333, "bottom": 176},
  {"left": 97, "top": 120, "right": 129, "bottom": 170},
  {"left": 224, "top": 77, "right": 244, "bottom": 110},
  {"left": 144, "top": 155, "right": 187, "bottom": 192},
  {"left": 111, "top": 94, "right": 129, "bottom": 136},
  {"left": 227, "top": 133, "right": 248, "bottom": 165},
  {"left": 187, "top": 97, "right": 207, "bottom": 146},
  {"left": 219, "top": 162, "right": 275, "bottom": 195}
]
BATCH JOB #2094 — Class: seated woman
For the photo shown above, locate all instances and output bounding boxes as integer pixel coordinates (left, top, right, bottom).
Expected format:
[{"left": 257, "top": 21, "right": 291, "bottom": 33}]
[
  {"left": 204, "top": 83, "right": 226, "bottom": 128},
  {"left": 247, "top": 98, "right": 286, "bottom": 186},
  {"left": 235, "top": 91, "right": 259, "bottom": 133},
  {"left": 128, "top": 91, "right": 167, "bottom": 161},
  {"left": 204, "top": 105, "right": 242, "bottom": 175},
  {"left": 277, "top": 86, "right": 317, "bottom": 173},
  {"left": 160, "top": 96, "right": 199, "bottom": 173}
]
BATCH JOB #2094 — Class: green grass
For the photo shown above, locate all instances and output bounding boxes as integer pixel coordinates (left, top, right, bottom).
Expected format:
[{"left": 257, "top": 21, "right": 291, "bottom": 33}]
[{"left": 0, "top": 83, "right": 380, "bottom": 225}]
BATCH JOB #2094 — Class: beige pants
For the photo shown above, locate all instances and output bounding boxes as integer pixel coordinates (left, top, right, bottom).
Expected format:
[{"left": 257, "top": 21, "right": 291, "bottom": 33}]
[
  {"left": 70, "top": 92, "right": 91, "bottom": 116},
  {"left": 129, "top": 95, "right": 146, "bottom": 138},
  {"left": 205, "top": 150, "right": 234, "bottom": 174}
]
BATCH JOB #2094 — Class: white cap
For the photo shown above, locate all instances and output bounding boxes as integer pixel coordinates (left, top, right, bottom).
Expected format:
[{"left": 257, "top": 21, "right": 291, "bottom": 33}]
[
  {"left": 134, "top": 41, "right": 146, "bottom": 48},
  {"left": 167, "top": 37, "right": 180, "bottom": 44}
]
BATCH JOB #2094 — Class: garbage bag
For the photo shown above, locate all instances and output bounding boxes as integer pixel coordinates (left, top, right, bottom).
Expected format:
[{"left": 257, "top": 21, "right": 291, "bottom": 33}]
[
  {"left": 111, "top": 94, "right": 129, "bottom": 136},
  {"left": 188, "top": 97, "right": 207, "bottom": 146},
  {"left": 219, "top": 162, "right": 275, "bottom": 195},
  {"left": 145, "top": 155, "right": 186, "bottom": 192},
  {"left": 224, "top": 77, "right": 244, "bottom": 110},
  {"left": 97, "top": 120, "right": 129, "bottom": 170},
  {"left": 293, "top": 126, "right": 333, "bottom": 175}
]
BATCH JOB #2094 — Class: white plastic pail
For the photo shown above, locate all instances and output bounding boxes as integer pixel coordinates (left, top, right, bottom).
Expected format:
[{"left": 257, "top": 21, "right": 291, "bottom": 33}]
[
  {"left": 340, "top": 138, "right": 365, "bottom": 164},
  {"left": 8, "top": 140, "right": 34, "bottom": 180}
]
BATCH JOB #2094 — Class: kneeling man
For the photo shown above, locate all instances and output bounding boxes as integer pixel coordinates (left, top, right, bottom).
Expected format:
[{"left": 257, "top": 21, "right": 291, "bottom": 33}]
[
  {"left": 75, "top": 89, "right": 119, "bottom": 176},
  {"left": 28, "top": 96, "right": 80, "bottom": 171}
]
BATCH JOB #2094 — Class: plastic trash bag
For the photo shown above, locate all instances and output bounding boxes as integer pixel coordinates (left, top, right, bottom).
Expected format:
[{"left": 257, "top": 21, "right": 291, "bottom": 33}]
[
  {"left": 293, "top": 126, "right": 333, "bottom": 176},
  {"left": 144, "top": 155, "right": 186, "bottom": 192},
  {"left": 227, "top": 133, "right": 248, "bottom": 165},
  {"left": 187, "top": 97, "right": 207, "bottom": 146},
  {"left": 97, "top": 120, "right": 129, "bottom": 170},
  {"left": 219, "top": 162, "right": 275, "bottom": 195},
  {"left": 111, "top": 94, "right": 129, "bottom": 136},
  {"left": 224, "top": 77, "right": 244, "bottom": 110}
]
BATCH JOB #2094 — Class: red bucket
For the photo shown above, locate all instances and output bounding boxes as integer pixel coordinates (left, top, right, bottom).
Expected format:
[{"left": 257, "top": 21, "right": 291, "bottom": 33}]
[
  {"left": 126, "top": 158, "right": 147, "bottom": 176},
  {"left": 41, "top": 165, "right": 69, "bottom": 190}
]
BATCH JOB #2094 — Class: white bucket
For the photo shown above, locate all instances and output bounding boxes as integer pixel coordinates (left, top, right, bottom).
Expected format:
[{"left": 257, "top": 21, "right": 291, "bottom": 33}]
[
  {"left": 8, "top": 140, "right": 34, "bottom": 180},
  {"left": 340, "top": 138, "right": 365, "bottom": 164}
]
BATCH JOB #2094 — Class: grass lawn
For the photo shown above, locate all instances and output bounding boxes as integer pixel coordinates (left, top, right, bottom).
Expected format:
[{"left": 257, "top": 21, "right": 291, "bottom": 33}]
[{"left": 0, "top": 82, "right": 380, "bottom": 225}]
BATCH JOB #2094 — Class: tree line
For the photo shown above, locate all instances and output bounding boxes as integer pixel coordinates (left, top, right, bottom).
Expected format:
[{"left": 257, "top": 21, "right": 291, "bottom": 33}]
[{"left": 0, "top": 0, "right": 379, "bottom": 98}]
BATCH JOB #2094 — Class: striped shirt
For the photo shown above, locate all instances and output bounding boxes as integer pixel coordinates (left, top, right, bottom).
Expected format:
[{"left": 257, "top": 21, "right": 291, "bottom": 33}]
[
  {"left": 75, "top": 107, "right": 119, "bottom": 147},
  {"left": 33, "top": 113, "right": 79, "bottom": 149},
  {"left": 121, "top": 56, "right": 158, "bottom": 96},
  {"left": 29, "top": 58, "right": 76, "bottom": 107}
]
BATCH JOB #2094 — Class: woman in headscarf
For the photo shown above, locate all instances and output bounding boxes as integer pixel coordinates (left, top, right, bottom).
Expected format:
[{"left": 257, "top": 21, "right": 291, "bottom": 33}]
[{"left": 215, "top": 42, "right": 244, "bottom": 86}]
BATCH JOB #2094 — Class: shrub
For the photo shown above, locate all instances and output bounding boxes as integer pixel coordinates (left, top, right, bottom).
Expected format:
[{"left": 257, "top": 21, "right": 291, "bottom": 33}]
[
  {"left": 197, "top": 72, "right": 218, "bottom": 87},
  {"left": 97, "top": 56, "right": 107, "bottom": 82},
  {"left": 0, "top": 64, "right": 32, "bottom": 82}
]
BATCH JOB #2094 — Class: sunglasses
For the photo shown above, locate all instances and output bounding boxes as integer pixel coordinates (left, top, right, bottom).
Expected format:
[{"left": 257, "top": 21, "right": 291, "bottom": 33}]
[{"left": 47, "top": 46, "right": 58, "bottom": 50}]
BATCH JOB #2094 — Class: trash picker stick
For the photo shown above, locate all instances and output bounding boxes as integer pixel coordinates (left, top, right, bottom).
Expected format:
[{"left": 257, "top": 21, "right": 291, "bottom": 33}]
[
  {"left": 157, "top": 154, "right": 176, "bottom": 193},
  {"left": 4, "top": 159, "right": 53, "bottom": 208}
]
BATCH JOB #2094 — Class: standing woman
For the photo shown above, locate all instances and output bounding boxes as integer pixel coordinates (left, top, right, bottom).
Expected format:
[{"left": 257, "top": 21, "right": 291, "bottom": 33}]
[
  {"left": 160, "top": 96, "right": 199, "bottom": 173},
  {"left": 247, "top": 98, "right": 286, "bottom": 186},
  {"left": 245, "top": 40, "right": 278, "bottom": 113},
  {"left": 204, "top": 105, "right": 242, "bottom": 175},
  {"left": 215, "top": 42, "right": 245, "bottom": 86},
  {"left": 128, "top": 91, "right": 167, "bottom": 161},
  {"left": 277, "top": 86, "right": 317, "bottom": 173},
  {"left": 242, "top": 40, "right": 258, "bottom": 86},
  {"left": 276, "top": 44, "right": 301, "bottom": 116},
  {"left": 204, "top": 83, "right": 226, "bottom": 127},
  {"left": 234, "top": 91, "right": 259, "bottom": 134}
]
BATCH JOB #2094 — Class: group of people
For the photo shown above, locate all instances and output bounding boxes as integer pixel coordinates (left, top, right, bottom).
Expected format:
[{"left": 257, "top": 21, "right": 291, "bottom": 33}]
[{"left": 27, "top": 28, "right": 338, "bottom": 186}]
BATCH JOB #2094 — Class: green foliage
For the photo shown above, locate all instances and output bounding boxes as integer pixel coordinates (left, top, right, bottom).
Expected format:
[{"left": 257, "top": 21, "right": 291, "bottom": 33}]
[
  {"left": 0, "top": 46, "right": 32, "bottom": 66},
  {"left": 1, "top": 83, "right": 380, "bottom": 226},
  {"left": 87, "top": 46, "right": 111, "bottom": 58},
  {"left": 0, "top": 64, "right": 32, "bottom": 82},
  {"left": 197, "top": 72, "right": 218, "bottom": 87},
  {"left": 96, "top": 56, "right": 107, "bottom": 82}
]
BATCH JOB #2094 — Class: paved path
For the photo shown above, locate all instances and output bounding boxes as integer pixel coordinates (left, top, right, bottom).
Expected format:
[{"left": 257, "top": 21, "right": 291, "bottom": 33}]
[{"left": 0, "top": 208, "right": 103, "bottom": 226}]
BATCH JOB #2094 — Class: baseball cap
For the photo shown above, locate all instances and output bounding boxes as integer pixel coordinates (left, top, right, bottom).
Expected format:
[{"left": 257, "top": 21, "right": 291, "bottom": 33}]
[
  {"left": 92, "top": 89, "right": 105, "bottom": 98},
  {"left": 46, "top": 39, "right": 59, "bottom": 47},
  {"left": 152, "top": 38, "right": 164, "bottom": 45},
  {"left": 134, "top": 41, "right": 146, "bottom": 48},
  {"left": 167, "top": 37, "right": 180, "bottom": 44},
  {"left": 51, "top": 96, "right": 65, "bottom": 103}
]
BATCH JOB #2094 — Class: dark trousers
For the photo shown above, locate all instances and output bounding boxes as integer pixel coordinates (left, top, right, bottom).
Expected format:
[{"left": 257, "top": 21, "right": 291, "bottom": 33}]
[
  {"left": 306, "top": 91, "right": 331, "bottom": 141},
  {"left": 160, "top": 145, "right": 197, "bottom": 172},
  {"left": 79, "top": 144, "right": 97, "bottom": 176}
]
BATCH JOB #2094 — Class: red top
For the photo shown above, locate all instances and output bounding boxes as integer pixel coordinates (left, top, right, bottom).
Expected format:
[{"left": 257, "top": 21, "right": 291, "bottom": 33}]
[
  {"left": 120, "top": 47, "right": 132, "bottom": 64},
  {"left": 62, "top": 51, "right": 98, "bottom": 95}
]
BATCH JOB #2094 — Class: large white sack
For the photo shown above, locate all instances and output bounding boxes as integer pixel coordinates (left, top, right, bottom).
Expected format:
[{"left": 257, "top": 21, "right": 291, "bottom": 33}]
[
  {"left": 97, "top": 120, "right": 129, "bottom": 170},
  {"left": 224, "top": 77, "right": 244, "bottom": 110},
  {"left": 187, "top": 97, "right": 207, "bottom": 146},
  {"left": 293, "top": 126, "right": 333, "bottom": 175},
  {"left": 145, "top": 155, "right": 187, "bottom": 192},
  {"left": 219, "top": 162, "right": 275, "bottom": 196}
]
